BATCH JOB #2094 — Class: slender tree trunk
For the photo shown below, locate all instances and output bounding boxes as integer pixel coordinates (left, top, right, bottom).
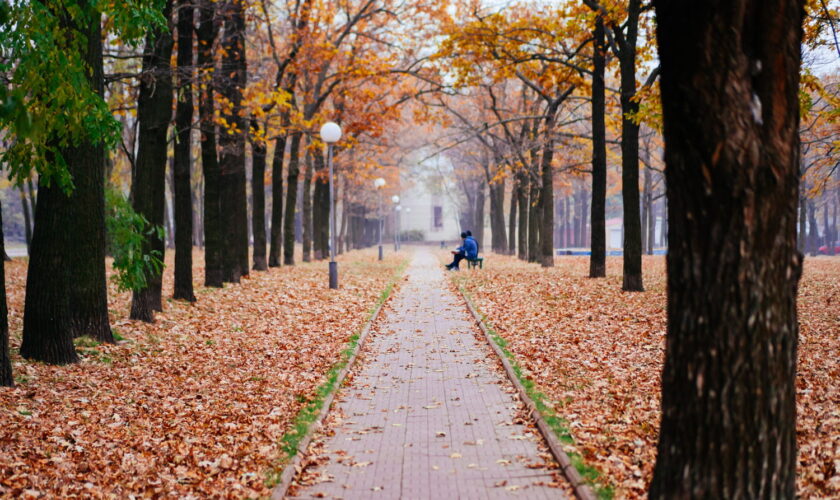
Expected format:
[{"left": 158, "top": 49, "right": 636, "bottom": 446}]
[
  {"left": 250, "top": 120, "right": 268, "bottom": 270},
  {"left": 26, "top": 178, "right": 36, "bottom": 219},
  {"left": 18, "top": 185, "right": 32, "bottom": 251},
  {"left": 22, "top": 8, "right": 112, "bottom": 361},
  {"left": 268, "top": 132, "right": 286, "bottom": 267},
  {"left": 650, "top": 1, "right": 804, "bottom": 497},
  {"left": 130, "top": 0, "right": 174, "bottom": 321},
  {"left": 648, "top": 191, "right": 656, "bottom": 254},
  {"left": 517, "top": 174, "right": 529, "bottom": 260},
  {"left": 540, "top": 136, "right": 555, "bottom": 267},
  {"left": 0, "top": 199, "right": 12, "bottom": 386},
  {"left": 218, "top": 0, "right": 248, "bottom": 282},
  {"left": 619, "top": 0, "right": 644, "bottom": 291},
  {"left": 197, "top": 0, "right": 222, "bottom": 287},
  {"left": 508, "top": 181, "right": 518, "bottom": 255},
  {"left": 474, "top": 183, "right": 486, "bottom": 251},
  {"left": 489, "top": 177, "right": 507, "bottom": 253},
  {"left": 302, "top": 149, "right": 313, "bottom": 262},
  {"left": 283, "top": 133, "right": 303, "bottom": 265},
  {"left": 642, "top": 166, "right": 651, "bottom": 253},
  {"left": 589, "top": 16, "right": 607, "bottom": 276},
  {"left": 528, "top": 173, "right": 540, "bottom": 262},
  {"left": 313, "top": 149, "right": 330, "bottom": 260},
  {"left": 807, "top": 199, "right": 819, "bottom": 256},
  {"left": 173, "top": 0, "right": 196, "bottom": 301}
]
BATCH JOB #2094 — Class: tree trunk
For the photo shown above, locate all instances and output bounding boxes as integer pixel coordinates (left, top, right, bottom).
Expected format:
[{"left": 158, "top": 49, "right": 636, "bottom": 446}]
[
  {"left": 489, "top": 178, "right": 507, "bottom": 254},
  {"left": 268, "top": 133, "right": 286, "bottom": 266},
  {"left": 589, "top": 16, "right": 607, "bottom": 276},
  {"left": 539, "top": 138, "right": 555, "bottom": 267},
  {"left": 131, "top": 0, "right": 175, "bottom": 322},
  {"left": 508, "top": 181, "right": 518, "bottom": 255},
  {"left": 197, "top": 0, "right": 222, "bottom": 287},
  {"left": 619, "top": 0, "right": 644, "bottom": 291},
  {"left": 0, "top": 199, "right": 12, "bottom": 386},
  {"left": 173, "top": 0, "right": 196, "bottom": 301},
  {"left": 806, "top": 199, "right": 819, "bottom": 256},
  {"left": 313, "top": 149, "right": 330, "bottom": 260},
  {"left": 517, "top": 173, "right": 529, "bottom": 260},
  {"left": 641, "top": 166, "right": 651, "bottom": 254},
  {"left": 283, "top": 133, "right": 303, "bottom": 265},
  {"left": 18, "top": 185, "right": 32, "bottom": 251},
  {"left": 250, "top": 123, "right": 268, "bottom": 270},
  {"left": 648, "top": 191, "right": 656, "bottom": 255},
  {"left": 650, "top": 1, "right": 804, "bottom": 497},
  {"left": 528, "top": 173, "right": 540, "bottom": 263},
  {"left": 218, "top": 0, "right": 248, "bottom": 283},
  {"left": 301, "top": 149, "right": 313, "bottom": 262},
  {"left": 26, "top": 178, "right": 36, "bottom": 219},
  {"left": 22, "top": 9, "right": 112, "bottom": 361},
  {"left": 474, "top": 183, "right": 485, "bottom": 252}
]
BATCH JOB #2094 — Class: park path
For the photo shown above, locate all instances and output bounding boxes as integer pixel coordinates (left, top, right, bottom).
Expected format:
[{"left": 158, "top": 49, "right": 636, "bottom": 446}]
[{"left": 289, "top": 249, "right": 568, "bottom": 499}]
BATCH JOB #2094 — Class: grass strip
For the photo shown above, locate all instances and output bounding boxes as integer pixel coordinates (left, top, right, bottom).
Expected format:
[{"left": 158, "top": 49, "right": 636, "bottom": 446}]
[
  {"left": 458, "top": 282, "right": 614, "bottom": 500},
  {"left": 266, "top": 258, "right": 409, "bottom": 488}
]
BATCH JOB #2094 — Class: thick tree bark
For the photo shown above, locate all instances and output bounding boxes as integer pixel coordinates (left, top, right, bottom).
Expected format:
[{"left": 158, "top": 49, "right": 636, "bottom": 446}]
[
  {"left": 268, "top": 133, "right": 286, "bottom": 267},
  {"left": 218, "top": 0, "right": 248, "bottom": 282},
  {"left": 0, "top": 200, "right": 12, "bottom": 386},
  {"left": 589, "top": 15, "right": 607, "bottom": 277},
  {"left": 489, "top": 178, "right": 507, "bottom": 254},
  {"left": 539, "top": 136, "right": 555, "bottom": 267},
  {"left": 22, "top": 9, "right": 112, "bottom": 361},
  {"left": 173, "top": 0, "right": 196, "bottom": 301},
  {"left": 197, "top": 0, "right": 222, "bottom": 287},
  {"left": 18, "top": 185, "right": 32, "bottom": 250},
  {"left": 508, "top": 181, "right": 518, "bottom": 255},
  {"left": 650, "top": 1, "right": 804, "bottom": 497},
  {"left": 250, "top": 120, "right": 268, "bottom": 270},
  {"left": 619, "top": 0, "right": 644, "bottom": 291},
  {"left": 283, "top": 133, "right": 303, "bottom": 265},
  {"left": 131, "top": 0, "right": 174, "bottom": 321}
]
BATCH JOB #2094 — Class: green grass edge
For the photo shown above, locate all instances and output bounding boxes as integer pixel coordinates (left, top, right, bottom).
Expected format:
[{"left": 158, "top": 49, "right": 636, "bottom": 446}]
[
  {"left": 459, "top": 285, "right": 615, "bottom": 500},
  {"left": 265, "top": 258, "right": 410, "bottom": 488}
]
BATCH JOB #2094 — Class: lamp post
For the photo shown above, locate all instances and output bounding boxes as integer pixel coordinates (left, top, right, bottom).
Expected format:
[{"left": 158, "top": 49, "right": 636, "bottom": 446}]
[
  {"left": 374, "top": 177, "right": 386, "bottom": 260},
  {"left": 320, "top": 121, "right": 342, "bottom": 289}
]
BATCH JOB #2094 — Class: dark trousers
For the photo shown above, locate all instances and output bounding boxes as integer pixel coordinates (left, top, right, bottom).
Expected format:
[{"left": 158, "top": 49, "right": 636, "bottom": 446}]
[{"left": 447, "top": 251, "right": 466, "bottom": 269}]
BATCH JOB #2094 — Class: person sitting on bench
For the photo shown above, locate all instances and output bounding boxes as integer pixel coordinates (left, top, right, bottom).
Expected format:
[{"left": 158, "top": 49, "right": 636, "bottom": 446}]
[{"left": 445, "top": 231, "right": 478, "bottom": 270}]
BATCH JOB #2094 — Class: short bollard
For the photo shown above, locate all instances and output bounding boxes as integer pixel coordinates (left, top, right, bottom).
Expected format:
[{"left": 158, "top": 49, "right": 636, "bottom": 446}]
[{"left": 329, "top": 261, "right": 338, "bottom": 289}]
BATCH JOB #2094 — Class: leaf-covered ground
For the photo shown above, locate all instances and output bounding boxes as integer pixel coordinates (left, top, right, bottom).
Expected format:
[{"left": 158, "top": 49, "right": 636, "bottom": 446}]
[
  {"left": 450, "top": 254, "right": 839, "bottom": 499},
  {"left": 0, "top": 249, "right": 406, "bottom": 498}
]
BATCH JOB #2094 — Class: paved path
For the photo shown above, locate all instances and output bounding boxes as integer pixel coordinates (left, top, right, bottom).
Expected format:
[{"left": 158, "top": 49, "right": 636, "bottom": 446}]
[{"left": 289, "top": 249, "right": 568, "bottom": 499}]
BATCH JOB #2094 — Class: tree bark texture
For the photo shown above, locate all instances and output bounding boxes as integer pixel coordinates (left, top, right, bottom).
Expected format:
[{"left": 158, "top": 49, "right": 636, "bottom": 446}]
[
  {"left": 313, "top": 149, "right": 330, "bottom": 260},
  {"left": 22, "top": 9, "right": 112, "bottom": 361},
  {"left": 473, "top": 183, "right": 485, "bottom": 251},
  {"left": 517, "top": 173, "right": 528, "bottom": 260},
  {"left": 508, "top": 181, "right": 518, "bottom": 255},
  {"left": 619, "top": 0, "right": 644, "bottom": 291},
  {"left": 283, "top": 133, "right": 303, "bottom": 265},
  {"left": 589, "top": 15, "right": 607, "bottom": 277},
  {"left": 250, "top": 120, "right": 268, "bottom": 270},
  {"left": 0, "top": 200, "right": 13, "bottom": 385},
  {"left": 268, "top": 133, "right": 286, "bottom": 267},
  {"left": 131, "top": 0, "right": 174, "bottom": 321},
  {"left": 527, "top": 173, "right": 540, "bottom": 263},
  {"left": 173, "top": 0, "right": 196, "bottom": 301},
  {"left": 218, "top": 0, "right": 248, "bottom": 282},
  {"left": 197, "top": 0, "right": 222, "bottom": 287},
  {"left": 302, "top": 149, "right": 313, "bottom": 262},
  {"left": 539, "top": 135, "right": 555, "bottom": 267},
  {"left": 489, "top": 178, "right": 507, "bottom": 254},
  {"left": 18, "top": 185, "right": 32, "bottom": 250},
  {"left": 650, "top": 1, "right": 804, "bottom": 497}
]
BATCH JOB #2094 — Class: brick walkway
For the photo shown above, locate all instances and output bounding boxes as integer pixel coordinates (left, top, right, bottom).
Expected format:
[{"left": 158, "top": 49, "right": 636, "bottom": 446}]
[{"left": 289, "top": 249, "right": 568, "bottom": 499}]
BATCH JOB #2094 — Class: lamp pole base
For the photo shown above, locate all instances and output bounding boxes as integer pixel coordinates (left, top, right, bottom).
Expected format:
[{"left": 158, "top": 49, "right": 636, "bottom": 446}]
[
  {"left": 378, "top": 245, "right": 383, "bottom": 261},
  {"left": 329, "top": 261, "right": 338, "bottom": 289}
]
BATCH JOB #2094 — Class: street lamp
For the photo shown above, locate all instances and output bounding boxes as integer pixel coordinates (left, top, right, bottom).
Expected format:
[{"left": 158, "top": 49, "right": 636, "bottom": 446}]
[
  {"left": 320, "top": 121, "right": 342, "bottom": 289},
  {"left": 374, "top": 177, "right": 386, "bottom": 261}
]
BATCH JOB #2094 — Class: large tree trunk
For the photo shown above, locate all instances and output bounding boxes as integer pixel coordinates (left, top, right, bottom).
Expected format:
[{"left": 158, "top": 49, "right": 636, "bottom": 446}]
[
  {"left": 198, "top": 0, "right": 222, "bottom": 287},
  {"left": 18, "top": 185, "right": 32, "bottom": 251},
  {"left": 173, "top": 0, "right": 196, "bottom": 301},
  {"left": 218, "top": 0, "right": 248, "bottom": 282},
  {"left": 283, "top": 133, "right": 303, "bottom": 265},
  {"left": 250, "top": 120, "right": 268, "bottom": 270},
  {"left": 539, "top": 136, "right": 555, "bottom": 267},
  {"left": 0, "top": 199, "right": 12, "bottom": 386},
  {"left": 130, "top": 0, "right": 175, "bottom": 321},
  {"left": 650, "top": 1, "right": 804, "bottom": 497},
  {"left": 517, "top": 173, "right": 529, "bottom": 260},
  {"left": 589, "top": 15, "right": 607, "bottom": 277},
  {"left": 22, "top": 9, "right": 112, "bottom": 361},
  {"left": 619, "top": 0, "right": 644, "bottom": 291},
  {"left": 268, "top": 133, "right": 286, "bottom": 267}
]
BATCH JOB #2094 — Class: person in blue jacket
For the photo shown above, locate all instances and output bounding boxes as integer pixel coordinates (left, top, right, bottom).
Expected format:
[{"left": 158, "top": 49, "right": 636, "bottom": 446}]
[{"left": 445, "top": 231, "right": 478, "bottom": 270}]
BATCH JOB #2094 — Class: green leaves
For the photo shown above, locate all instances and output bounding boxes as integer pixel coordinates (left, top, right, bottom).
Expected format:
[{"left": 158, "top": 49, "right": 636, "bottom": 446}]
[{"left": 105, "top": 188, "right": 165, "bottom": 292}]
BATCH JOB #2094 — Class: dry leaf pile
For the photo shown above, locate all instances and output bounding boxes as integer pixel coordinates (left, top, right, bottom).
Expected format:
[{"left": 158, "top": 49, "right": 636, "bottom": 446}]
[
  {"left": 0, "top": 249, "right": 405, "bottom": 498},
  {"left": 453, "top": 254, "right": 839, "bottom": 498}
]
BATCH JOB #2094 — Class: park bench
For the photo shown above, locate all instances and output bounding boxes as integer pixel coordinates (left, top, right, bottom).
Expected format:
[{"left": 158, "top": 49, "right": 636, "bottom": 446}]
[{"left": 467, "top": 256, "right": 484, "bottom": 269}]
